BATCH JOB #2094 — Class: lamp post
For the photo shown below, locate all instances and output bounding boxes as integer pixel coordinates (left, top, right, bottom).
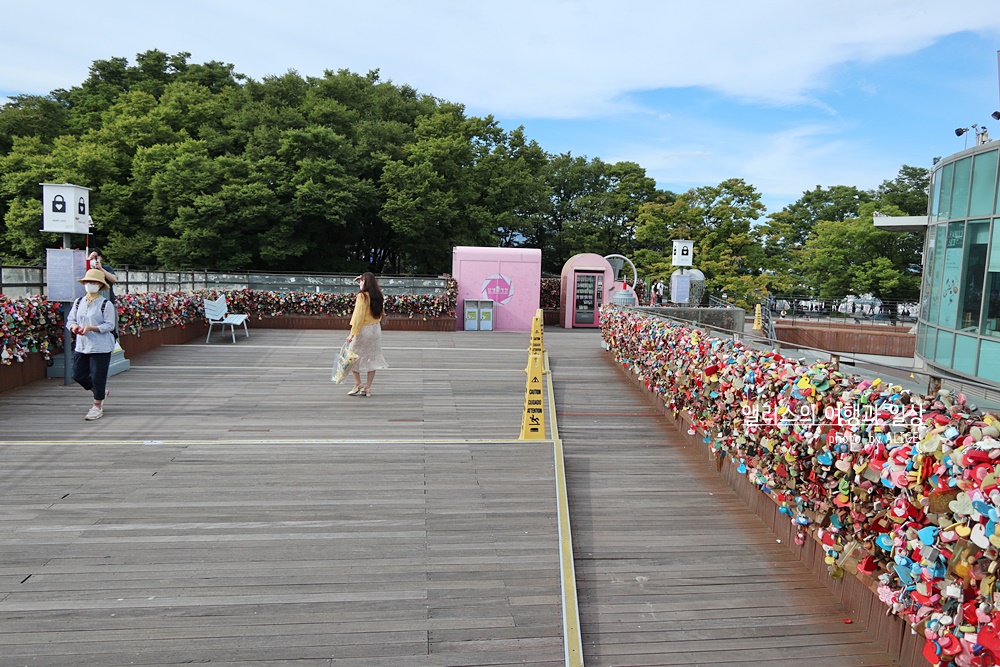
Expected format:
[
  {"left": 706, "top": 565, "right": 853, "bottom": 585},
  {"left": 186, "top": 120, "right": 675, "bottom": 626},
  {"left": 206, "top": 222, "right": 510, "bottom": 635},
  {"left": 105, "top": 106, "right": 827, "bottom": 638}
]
[{"left": 956, "top": 126, "right": 974, "bottom": 150}]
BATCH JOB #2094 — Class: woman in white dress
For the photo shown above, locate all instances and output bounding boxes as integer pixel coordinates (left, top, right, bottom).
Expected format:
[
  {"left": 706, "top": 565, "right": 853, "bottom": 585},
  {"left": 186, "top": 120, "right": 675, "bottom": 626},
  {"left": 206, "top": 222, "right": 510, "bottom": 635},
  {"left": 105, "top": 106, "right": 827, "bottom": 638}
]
[{"left": 346, "top": 272, "right": 389, "bottom": 397}]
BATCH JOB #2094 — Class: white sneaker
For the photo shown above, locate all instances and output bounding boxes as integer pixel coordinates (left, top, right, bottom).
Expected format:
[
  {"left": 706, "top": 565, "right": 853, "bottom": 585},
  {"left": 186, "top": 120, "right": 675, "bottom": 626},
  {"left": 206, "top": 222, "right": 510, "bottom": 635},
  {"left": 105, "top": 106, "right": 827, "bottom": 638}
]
[{"left": 85, "top": 406, "right": 103, "bottom": 421}]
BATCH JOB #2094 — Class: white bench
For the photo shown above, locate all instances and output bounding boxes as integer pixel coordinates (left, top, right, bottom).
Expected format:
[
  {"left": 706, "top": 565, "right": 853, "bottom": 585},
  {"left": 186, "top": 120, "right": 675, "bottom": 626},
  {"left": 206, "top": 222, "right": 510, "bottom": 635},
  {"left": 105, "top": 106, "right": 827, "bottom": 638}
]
[{"left": 204, "top": 296, "right": 249, "bottom": 343}]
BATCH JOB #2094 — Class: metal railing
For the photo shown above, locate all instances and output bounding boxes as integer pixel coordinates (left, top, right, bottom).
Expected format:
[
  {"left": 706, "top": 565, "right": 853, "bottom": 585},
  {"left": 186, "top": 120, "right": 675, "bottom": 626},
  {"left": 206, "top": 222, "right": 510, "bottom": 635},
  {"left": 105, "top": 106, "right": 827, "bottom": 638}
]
[
  {"left": 707, "top": 295, "right": 729, "bottom": 308},
  {"left": 0, "top": 265, "right": 449, "bottom": 298},
  {"left": 767, "top": 294, "right": 919, "bottom": 329}
]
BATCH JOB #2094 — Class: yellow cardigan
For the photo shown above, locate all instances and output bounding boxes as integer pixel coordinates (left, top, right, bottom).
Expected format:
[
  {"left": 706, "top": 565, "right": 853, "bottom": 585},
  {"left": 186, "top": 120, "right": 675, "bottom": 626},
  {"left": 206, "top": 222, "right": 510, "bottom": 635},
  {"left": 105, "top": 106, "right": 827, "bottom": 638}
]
[{"left": 349, "top": 293, "right": 382, "bottom": 336}]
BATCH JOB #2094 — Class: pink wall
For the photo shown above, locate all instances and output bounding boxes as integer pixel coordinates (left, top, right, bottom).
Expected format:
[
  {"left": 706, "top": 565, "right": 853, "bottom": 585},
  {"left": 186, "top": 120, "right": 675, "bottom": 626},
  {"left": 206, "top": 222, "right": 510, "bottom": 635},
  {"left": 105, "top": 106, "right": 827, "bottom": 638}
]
[{"left": 452, "top": 247, "right": 542, "bottom": 332}]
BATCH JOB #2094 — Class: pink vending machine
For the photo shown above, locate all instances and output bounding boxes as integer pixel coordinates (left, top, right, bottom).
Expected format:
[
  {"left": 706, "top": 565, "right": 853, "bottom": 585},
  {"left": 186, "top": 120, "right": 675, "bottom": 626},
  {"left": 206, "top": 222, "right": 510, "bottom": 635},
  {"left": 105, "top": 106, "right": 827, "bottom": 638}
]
[
  {"left": 559, "top": 254, "right": 615, "bottom": 328},
  {"left": 451, "top": 247, "right": 542, "bottom": 332}
]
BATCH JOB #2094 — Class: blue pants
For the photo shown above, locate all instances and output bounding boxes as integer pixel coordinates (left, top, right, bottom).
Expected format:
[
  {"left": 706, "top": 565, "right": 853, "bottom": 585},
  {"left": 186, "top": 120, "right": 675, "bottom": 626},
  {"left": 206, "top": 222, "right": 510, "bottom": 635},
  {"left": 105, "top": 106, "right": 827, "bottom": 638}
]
[{"left": 72, "top": 352, "right": 111, "bottom": 401}]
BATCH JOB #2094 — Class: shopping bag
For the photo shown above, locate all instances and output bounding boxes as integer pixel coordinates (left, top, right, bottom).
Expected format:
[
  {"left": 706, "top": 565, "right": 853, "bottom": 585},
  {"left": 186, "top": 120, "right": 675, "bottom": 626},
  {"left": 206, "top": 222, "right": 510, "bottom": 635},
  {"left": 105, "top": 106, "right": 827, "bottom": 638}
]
[{"left": 332, "top": 341, "right": 359, "bottom": 384}]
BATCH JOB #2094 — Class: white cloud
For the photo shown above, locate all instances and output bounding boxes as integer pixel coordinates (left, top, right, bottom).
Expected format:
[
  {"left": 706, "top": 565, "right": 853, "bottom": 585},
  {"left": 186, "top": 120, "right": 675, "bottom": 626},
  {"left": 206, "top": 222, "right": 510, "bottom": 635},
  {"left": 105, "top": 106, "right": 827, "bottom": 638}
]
[
  {"left": 2, "top": 0, "right": 999, "bottom": 215},
  {"left": 4, "top": 0, "right": 1000, "bottom": 117}
]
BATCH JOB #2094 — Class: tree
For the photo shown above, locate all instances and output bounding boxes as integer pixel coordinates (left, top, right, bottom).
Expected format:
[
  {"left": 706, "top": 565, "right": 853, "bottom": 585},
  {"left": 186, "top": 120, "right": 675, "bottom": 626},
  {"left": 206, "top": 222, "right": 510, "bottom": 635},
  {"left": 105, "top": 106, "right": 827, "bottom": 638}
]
[
  {"left": 381, "top": 104, "right": 482, "bottom": 273},
  {"left": 874, "top": 165, "right": 929, "bottom": 216},
  {"left": 568, "top": 160, "right": 657, "bottom": 257},
  {"left": 525, "top": 153, "right": 602, "bottom": 274},
  {"left": 799, "top": 202, "right": 922, "bottom": 302},
  {"left": 0, "top": 95, "right": 68, "bottom": 153},
  {"left": 633, "top": 178, "right": 782, "bottom": 307}
]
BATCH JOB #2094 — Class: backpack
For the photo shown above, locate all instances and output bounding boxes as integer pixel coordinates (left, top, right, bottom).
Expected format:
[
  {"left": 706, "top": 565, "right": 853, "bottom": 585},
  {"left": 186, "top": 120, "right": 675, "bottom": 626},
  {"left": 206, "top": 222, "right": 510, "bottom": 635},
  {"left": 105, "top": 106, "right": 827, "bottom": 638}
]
[{"left": 72, "top": 296, "right": 119, "bottom": 342}]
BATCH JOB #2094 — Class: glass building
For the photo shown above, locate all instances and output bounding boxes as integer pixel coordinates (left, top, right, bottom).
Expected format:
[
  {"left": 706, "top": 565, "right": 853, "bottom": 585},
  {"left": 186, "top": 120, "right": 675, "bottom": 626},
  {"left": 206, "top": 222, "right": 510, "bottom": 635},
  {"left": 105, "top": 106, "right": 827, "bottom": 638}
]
[{"left": 916, "top": 140, "right": 1000, "bottom": 384}]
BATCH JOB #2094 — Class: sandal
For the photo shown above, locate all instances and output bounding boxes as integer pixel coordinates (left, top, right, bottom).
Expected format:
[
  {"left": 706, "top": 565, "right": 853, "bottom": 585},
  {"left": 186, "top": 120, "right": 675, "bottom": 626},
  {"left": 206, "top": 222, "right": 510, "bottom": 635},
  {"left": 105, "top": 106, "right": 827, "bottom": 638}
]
[{"left": 347, "top": 386, "right": 363, "bottom": 396}]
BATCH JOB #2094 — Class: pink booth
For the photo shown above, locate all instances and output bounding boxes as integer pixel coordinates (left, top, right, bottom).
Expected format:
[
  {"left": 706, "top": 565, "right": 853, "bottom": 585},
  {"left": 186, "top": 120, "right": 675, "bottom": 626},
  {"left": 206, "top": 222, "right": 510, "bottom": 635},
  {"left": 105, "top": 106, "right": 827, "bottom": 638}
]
[
  {"left": 452, "top": 247, "right": 542, "bottom": 332},
  {"left": 560, "top": 253, "right": 615, "bottom": 328}
]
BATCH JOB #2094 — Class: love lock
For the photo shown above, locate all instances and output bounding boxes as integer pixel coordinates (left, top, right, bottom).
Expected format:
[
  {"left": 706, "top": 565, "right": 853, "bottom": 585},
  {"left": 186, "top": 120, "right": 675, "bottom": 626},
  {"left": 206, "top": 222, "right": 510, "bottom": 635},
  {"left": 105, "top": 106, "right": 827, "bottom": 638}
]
[{"left": 51, "top": 194, "right": 66, "bottom": 213}]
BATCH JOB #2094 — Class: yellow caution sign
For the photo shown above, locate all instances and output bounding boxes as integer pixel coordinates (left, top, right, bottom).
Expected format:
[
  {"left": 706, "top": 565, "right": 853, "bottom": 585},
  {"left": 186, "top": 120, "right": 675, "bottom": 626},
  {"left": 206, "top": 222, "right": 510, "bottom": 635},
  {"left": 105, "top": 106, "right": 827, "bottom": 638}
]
[
  {"left": 529, "top": 309, "right": 545, "bottom": 355},
  {"left": 752, "top": 303, "right": 763, "bottom": 331},
  {"left": 520, "top": 312, "right": 547, "bottom": 440},
  {"left": 520, "top": 352, "right": 546, "bottom": 439}
]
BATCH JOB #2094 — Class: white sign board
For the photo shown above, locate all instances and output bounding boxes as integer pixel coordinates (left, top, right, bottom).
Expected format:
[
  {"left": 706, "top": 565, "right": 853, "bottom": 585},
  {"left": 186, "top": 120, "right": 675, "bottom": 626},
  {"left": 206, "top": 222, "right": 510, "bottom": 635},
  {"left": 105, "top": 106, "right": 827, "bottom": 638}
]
[
  {"left": 41, "top": 183, "right": 92, "bottom": 234},
  {"left": 672, "top": 239, "right": 693, "bottom": 267},
  {"left": 46, "top": 248, "right": 87, "bottom": 301},
  {"left": 671, "top": 273, "right": 691, "bottom": 304}
]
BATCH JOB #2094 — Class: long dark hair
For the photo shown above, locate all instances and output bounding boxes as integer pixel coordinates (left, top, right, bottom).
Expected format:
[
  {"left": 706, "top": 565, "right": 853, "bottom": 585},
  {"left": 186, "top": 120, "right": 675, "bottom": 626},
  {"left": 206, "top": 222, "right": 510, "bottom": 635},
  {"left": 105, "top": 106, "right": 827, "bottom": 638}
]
[{"left": 359, "top": 272, "right": 384, "bottom": 318}]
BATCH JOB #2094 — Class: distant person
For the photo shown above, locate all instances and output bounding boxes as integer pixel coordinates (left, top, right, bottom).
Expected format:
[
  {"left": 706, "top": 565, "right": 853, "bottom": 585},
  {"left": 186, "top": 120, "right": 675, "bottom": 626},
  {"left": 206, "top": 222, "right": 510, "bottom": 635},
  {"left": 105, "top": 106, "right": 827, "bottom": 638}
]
[
  {"left": 654, "top": 279, "right": 665, "bottom": 305},
  {"left": 66, "top": 268, "right": 117, "bottom": 420},
  {"left": 346, "top": 272, "right": 389, "bottom": 397},
  {"left": 87, "top": 250, "right": 117, "bottom": 302}
]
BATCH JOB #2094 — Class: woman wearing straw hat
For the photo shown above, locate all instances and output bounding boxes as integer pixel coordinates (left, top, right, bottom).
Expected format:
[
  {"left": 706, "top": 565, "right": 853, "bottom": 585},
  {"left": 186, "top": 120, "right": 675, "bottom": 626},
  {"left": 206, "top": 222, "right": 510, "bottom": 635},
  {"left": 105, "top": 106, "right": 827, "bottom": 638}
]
[{"left": 66, "top": 268, "right": 117, "bottom": 421}]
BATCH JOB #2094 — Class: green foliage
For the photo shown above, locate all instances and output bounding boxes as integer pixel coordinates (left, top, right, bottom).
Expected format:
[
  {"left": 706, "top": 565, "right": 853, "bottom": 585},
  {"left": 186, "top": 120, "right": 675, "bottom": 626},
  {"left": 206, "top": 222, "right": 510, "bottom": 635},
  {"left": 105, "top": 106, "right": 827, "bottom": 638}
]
[
  {"left": 799, "top": 202, "right": 923, "bottom": 302},
  {"left": 0, "top": 49, "right": 933, "bottom": 299},
  {"left": 875, "top": 165, "right": 930, "bottom": 216},
  {"left": 633, "top": 178, "right": 773, "bottom": 306}
]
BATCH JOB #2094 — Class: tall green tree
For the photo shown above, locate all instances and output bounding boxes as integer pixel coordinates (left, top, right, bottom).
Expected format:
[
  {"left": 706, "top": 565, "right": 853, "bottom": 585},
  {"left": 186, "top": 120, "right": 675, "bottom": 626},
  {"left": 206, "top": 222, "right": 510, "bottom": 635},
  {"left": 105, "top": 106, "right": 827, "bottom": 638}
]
[
  {"left": 799, "top": 202, "right": 923, "bottom": 302},
  {"left": 634, "top": 178, "right": 786, "bottom": 306},
  {"left": 566, "top": 160, "right": 657, "bottom": 257},
  {"left": 381, "top": 104, "right": 483, "bottom": 273},
  {"left": 874, "top": 165, "right": 929, "bottom": 216},
  {"left": 524, "top": 153, "right": 600, "bottom": 274}
]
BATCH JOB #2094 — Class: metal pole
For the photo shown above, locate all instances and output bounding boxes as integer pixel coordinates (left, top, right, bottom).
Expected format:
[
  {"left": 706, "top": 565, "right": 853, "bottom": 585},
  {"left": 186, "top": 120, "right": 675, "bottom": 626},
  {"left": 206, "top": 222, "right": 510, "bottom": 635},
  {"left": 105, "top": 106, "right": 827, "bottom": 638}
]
[{"left": 61, "top": 302, "right": 72, "bottom": 386}]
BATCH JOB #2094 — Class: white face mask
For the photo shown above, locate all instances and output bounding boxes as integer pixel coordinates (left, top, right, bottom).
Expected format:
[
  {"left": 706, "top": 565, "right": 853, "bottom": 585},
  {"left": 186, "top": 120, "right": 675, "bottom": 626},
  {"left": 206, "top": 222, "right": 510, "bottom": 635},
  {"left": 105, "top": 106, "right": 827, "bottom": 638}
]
[{"left": 84, "top": 283, "right": 101, "bottom": 294}]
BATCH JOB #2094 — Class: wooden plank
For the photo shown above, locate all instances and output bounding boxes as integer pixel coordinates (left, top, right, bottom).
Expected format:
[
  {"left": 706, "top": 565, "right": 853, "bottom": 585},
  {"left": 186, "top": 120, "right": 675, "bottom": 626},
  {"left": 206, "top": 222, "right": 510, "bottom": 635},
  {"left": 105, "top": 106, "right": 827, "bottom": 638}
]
[
  {"left": 0, "top": 329, "right": 910, "bottom": 666},
  {"left": 545, "top": 329, "right": 902, "bottom": 667},
  {"left": 0, "top": 333, "right": 566, "bottom": 666}
]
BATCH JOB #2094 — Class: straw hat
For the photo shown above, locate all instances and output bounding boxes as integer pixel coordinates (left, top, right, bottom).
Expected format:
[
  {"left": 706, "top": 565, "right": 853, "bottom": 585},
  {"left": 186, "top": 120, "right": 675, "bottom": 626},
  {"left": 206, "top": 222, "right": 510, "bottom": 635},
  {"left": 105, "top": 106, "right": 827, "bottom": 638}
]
[{"left": 78, "top": 268, "right": 109, "bottom": 290}]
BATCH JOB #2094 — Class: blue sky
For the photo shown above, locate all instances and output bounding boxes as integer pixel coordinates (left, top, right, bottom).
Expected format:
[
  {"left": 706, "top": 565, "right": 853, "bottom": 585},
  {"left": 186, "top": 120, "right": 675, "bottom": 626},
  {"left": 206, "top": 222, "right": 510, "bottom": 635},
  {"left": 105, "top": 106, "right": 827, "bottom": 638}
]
[{"left": 3, "top": 0, "right": 1000, "bottom": 214}]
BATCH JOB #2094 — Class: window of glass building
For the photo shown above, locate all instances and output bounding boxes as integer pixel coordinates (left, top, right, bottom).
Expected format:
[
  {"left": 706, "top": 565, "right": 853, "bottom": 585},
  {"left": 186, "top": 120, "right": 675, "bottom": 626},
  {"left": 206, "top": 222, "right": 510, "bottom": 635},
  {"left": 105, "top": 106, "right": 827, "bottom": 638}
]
[
  {"left": 953, "top": 334, "right": 979, "bottom": 376},
  {"left": 971, "top": 150, "right": 998, "bottom": 217},
  {"left": 985, "top": 222, "right": 1000, "bottom": 337},
  {"left": 935, "top": 329, "right": 955, "bottom": 367},
  {"left": 950, "top": 157, "right": 972, "bottom": 220},
  {"left": 937, "top": 162, "right": 954, "bottom": 221},
  {"left": 959, "top": 220, "right": 989, "bottom": 331},
  {"left": 979, "top": 339, "right": 1000, "bottom": 383},
  {"left": 930, "top": 169, "right": 942, "bottom": 223},
  {"left": 937, "top": 222, "right": 965, "bottom": 329},
  {"left": 929, "top": 224, "right": 948, "bottom": 323},
  {"left": 917, "top": 324, "right": 931, "bottom": 357},
  {"left": 924, "top": 325, "right": 938, "bottom": 359},
  {"left": 920, "top": 230, "right": 936, "bottom": 320}
]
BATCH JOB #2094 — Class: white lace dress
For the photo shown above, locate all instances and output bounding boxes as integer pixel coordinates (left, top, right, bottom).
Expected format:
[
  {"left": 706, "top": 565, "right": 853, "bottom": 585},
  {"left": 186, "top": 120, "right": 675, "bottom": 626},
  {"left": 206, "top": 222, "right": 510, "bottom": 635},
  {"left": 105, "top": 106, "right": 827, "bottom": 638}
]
[{"left": 353, "top": 322, "right": 388, "bottom": 373}]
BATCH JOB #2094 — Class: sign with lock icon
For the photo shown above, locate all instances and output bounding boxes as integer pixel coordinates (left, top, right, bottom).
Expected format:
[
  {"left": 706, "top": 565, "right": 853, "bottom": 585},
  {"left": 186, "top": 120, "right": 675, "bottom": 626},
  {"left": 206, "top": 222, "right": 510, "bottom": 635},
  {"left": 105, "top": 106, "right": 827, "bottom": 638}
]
[
  {"left": 40, "top": 183, "right": 92, "bottom": 234},
  {"left": 671, "top": 239, "right": 693, "bottom": 267}
]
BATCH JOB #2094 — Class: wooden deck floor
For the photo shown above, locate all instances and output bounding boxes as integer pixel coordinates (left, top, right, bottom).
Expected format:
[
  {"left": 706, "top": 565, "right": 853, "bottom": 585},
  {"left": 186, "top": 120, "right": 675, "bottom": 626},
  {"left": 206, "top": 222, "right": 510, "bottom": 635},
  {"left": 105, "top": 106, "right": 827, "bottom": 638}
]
[
  {"left": 547, "top": 330, "right": 897, "bottom": 667},
  {"left": 0, "top": 329, "right": 897, "bottom": 666}
]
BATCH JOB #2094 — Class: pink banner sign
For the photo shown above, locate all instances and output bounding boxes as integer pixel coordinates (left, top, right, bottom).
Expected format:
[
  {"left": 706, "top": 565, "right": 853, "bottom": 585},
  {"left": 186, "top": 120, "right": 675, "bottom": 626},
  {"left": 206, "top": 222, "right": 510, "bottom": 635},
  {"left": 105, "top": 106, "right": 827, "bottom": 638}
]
[{"left": 482, "top": 273, "right": 514, "bottom": 305}]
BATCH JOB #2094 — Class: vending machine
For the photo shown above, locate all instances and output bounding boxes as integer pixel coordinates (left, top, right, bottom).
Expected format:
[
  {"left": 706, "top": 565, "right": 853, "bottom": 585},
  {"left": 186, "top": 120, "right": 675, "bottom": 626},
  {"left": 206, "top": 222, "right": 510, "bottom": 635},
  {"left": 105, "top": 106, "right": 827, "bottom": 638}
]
[
  {"left": 560, "top": 254, "right": 615, "bottom": 329},
  {"left": 571, "top": 272, "right": 604, "bottom": 327}
]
